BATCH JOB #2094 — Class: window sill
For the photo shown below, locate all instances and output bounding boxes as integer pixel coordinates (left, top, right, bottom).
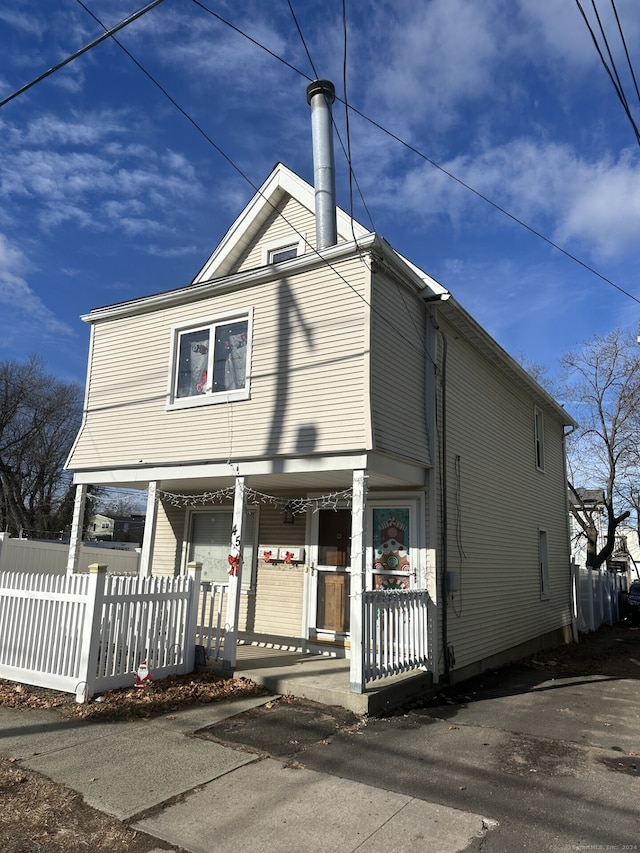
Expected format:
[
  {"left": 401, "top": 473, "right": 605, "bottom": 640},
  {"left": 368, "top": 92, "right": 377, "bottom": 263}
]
[{"left": 167, "top": 388, "right": 250, "bottom": 411}]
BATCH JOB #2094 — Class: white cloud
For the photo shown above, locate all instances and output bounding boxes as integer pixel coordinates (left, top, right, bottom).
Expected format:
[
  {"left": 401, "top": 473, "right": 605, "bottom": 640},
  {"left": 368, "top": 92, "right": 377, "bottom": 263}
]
[
  {"left": 0, "top": 112, "right": 202, "bottom": 236},
  {"left": 0, "top": 234, "right": 74, "bottom": 344},
  {"left": 373, "top": 139, "right": 640, "bottom": 260}
]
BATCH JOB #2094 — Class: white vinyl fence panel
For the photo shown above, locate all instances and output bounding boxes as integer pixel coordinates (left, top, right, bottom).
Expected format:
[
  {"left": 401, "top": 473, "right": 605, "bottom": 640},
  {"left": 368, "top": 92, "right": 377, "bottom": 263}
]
[
  {"left": 362, "top": 589, "right": 433, "bottom": 682},
  {"left": 0, "top": 537, "right": 140, "bottom": 575},
  {"left": 0, "top": 564, "right": 201, "bottom": 701},
  {"left": 573, "top": 562, "right": 627, "bottom": 633}
]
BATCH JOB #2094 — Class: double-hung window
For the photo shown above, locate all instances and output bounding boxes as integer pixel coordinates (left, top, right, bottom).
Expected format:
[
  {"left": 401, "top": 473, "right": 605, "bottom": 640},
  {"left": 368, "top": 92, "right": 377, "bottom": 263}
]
[{"left": 169, "top": 310, "right": 252, "bottom": 408}]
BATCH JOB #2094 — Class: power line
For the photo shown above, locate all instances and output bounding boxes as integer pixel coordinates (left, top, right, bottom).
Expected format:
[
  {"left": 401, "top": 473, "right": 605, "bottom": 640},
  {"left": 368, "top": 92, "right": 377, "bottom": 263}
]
[
  {"left": 287, "top": 0, "right": 318, "bottom": 80},
  {"left": 610, "top": 0, "right": 640, "bottom": 108},
  {"left": 0, "top": 0, "right": 167, "bottom": 110},
  {"left": 75, "top": 0, "right": 424, "bottom": 355},
  {"left": 192, "top": 1, "right": 640, "bottom": 307},
  {"left": 575, "top": 0, "right": 640, "bottom": 146},
  {"left": 4, "top": 0, "right": 638, "bottom": 309}
]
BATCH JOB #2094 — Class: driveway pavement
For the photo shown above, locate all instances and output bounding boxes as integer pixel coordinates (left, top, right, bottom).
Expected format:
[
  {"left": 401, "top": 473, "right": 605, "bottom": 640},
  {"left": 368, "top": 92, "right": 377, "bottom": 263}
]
[{"left": 1, "top": 624, "right": 639, "bottom": 852}]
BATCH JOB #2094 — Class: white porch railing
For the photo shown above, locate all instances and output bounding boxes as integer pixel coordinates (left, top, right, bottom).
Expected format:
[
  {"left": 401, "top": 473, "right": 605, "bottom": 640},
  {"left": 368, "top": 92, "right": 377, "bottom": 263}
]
[
  {"left": 0, "top": 564, "right": 200, "bottom": 702},
  {"left": 362, "top": 589, "right": 433, "bottom": 682},
  {"left": 196, "top": 581, "right": 229, "bottom": 659}
]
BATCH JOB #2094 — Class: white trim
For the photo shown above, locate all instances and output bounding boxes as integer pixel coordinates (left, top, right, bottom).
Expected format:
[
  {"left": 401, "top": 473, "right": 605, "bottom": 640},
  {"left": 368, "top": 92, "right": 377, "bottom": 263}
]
[
  {"left": 81, "top": 233, "right": 379, "bottom": 324},
  {"left": 70, "top": 451, "right": 428, "bottom": 487}
]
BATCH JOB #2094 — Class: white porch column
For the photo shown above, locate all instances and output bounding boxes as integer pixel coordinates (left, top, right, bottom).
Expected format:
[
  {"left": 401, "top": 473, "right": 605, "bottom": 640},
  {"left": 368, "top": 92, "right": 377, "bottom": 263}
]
[
  {"left": 223, "top": 476, "right": 246, "bottom": 672},
  {"left": 139, "top": 481, "right": 159, "bottom": 578},
  {"left": 66, "top": 484, "right": 87, "bottom": 575},
  {"left": 349, "top": 469, "right": 368, "bottom": 693}
]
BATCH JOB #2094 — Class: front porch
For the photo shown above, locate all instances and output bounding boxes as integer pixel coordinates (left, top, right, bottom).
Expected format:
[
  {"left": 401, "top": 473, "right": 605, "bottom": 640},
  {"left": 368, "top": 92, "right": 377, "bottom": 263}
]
[{"left": 210, "top": 643, "right": 436, "bottom": 715}]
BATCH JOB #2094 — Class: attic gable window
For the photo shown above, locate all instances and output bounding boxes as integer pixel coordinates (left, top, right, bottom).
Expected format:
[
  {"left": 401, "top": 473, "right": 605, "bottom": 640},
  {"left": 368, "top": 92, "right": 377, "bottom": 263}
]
[
  {"left": 262, "top": 235, "right": 306, "bottom": 266},
  {"left": 269, "top": 244, "right": 298, "bottom": 264},
  {"left": 168, "top": 310, "right": 252, "bottom": 409}
]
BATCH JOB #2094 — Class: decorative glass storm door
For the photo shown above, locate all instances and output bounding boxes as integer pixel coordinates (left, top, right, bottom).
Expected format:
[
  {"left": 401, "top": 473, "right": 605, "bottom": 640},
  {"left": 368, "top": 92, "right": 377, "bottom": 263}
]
[{"left": 309, "top": 508, "right": 352, "bottom": 639}]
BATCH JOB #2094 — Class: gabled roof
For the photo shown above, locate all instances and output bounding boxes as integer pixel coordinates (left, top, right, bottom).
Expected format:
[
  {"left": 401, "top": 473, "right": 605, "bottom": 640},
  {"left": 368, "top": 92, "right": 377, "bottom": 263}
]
[{"left": 191, "top": 162, "right": 372, "bottom": 284}]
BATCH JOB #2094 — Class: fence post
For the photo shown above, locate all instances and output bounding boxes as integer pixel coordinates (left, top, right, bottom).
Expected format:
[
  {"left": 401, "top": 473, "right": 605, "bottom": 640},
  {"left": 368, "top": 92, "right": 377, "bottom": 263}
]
[
  {"left": 75, "top": 563, "right": 107, "bottom": 703},
  {"left": 184, "top": 561, "right": 202, "bottom": 673}
]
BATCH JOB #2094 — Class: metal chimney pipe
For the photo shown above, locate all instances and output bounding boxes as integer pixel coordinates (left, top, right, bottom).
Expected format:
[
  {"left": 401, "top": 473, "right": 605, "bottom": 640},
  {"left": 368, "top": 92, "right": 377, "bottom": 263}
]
[{"left": 306, "top": 79, "right": 337, "bottom": 249}]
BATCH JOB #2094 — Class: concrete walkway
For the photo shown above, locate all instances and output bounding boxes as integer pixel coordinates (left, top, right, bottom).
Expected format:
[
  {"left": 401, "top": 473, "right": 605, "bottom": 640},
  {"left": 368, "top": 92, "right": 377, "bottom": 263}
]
[{"left": 0, "top": 697, "right": 491, "bottom": 853}]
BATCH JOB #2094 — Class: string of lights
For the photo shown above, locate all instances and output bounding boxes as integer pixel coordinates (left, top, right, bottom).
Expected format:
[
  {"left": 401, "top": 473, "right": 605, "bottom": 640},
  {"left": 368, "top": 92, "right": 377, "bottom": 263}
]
[{"left": 157, "top": 486, "right": 353, "bottom": 513}]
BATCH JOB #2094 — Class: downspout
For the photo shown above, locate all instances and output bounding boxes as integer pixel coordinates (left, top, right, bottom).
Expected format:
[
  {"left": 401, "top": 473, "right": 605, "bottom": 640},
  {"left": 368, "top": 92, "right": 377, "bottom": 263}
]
[
  {"left": 438, "top": 329, "right": 451, "bottom": 681},
  {"left": 563, "top": 423, "right": 579, "bottom": 643},
  {"left": 306, "top": 79, "right": 338, "bottom": 249},
  {"left": 423, "top": 292, "right": 451, "bottom": 682}
]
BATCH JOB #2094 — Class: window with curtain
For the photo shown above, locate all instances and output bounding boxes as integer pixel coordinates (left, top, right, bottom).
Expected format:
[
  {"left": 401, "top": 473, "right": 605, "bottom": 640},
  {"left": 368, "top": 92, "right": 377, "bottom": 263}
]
[{"left": 170, "top": 312, "right": 251, "bottom": 408}]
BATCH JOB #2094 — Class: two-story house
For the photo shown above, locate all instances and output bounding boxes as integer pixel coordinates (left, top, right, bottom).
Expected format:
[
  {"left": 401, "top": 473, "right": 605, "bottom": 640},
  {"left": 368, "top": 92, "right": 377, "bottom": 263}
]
[{"left": 66, "top": 81, "right": 576, "bottom": 693}]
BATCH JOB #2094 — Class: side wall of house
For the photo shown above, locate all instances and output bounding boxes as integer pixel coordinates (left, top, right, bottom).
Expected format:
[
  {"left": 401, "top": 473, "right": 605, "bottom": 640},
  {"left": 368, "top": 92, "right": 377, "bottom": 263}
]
[
  {"left": 369, "top": 271, "right": 430, "bottom": 466},
  {"left": 69, "top": 254, "right": 372, "bottom": 471},
  {"left": 437, "top": 312, "right": 572, "bottom": 675}
]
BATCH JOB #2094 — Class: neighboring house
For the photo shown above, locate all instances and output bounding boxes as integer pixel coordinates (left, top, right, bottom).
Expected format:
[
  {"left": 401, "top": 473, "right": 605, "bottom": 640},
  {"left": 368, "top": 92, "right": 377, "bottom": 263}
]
[
  {"left": 66, "top": 81, "right": 576, "bottom": 691},
  {"left": 569, "top": 489, "right": 640, "bottom": 579},
  {"left": 86, "top": 513, "right": 145, "bottom": 545}
]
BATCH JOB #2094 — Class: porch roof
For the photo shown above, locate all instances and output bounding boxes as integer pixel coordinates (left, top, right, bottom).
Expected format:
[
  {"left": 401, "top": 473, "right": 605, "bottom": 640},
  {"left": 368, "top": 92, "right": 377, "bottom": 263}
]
[{"left": 72, "top": 450, "right": 428, "bottom": 494}]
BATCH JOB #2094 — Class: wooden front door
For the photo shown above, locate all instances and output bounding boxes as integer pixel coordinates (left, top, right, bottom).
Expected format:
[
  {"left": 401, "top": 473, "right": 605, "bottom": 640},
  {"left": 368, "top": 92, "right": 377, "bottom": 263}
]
[{"left": 313, "top": 508, "right": 351, "bottom": 636}]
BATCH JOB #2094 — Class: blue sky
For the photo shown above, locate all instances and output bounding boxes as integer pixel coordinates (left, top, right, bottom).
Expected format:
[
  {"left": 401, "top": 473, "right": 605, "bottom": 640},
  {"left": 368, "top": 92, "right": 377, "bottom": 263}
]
[{"left": 1, "top": 0, "right": 640, "bottom": 388}]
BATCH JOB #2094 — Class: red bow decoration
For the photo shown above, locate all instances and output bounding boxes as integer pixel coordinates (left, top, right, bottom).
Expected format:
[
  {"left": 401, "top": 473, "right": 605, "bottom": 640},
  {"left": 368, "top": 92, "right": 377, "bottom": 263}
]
[
  {"left": 284, "top": 551, "right": 294, "bottom": 564},
  {"left": 263, "top": 550, "right": 272, "bottom": 562},
  {"left": 227, "top": 554, "right": 240, "bottom": 576}
]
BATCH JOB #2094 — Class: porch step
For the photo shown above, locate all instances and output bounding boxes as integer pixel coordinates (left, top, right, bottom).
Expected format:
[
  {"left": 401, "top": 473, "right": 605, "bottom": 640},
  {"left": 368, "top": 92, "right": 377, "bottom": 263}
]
[{"left": 199, "top": 648, "right": 435, "bottom": 715}]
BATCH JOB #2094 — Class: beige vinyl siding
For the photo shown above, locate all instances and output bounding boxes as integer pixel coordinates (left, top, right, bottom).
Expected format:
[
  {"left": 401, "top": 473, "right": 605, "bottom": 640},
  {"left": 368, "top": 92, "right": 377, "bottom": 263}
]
[
  {"left": 251, "top": 562, "right": 305, "bottom": 637},
  {"left": 70, "top": 255, "right": 371, "bottom": 470},
  {"left": 250, "top": 502, "right": 306, "bottom": 638},
  {"left": 234, "top": 196, "right": 316, "bottom": 273},
  {"left": 436, "top": 313, "right": 571, "bottom": 673},
  {"left": 369, "top": 272, "right": 430, "bottom": 464},
  {"left": 152, "top": 501, "right": 186, "bottom": 576}
]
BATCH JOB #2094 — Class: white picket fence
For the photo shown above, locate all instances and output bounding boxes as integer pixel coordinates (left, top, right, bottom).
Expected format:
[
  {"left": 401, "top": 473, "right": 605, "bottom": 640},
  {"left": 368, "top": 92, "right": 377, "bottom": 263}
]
[
  {"left": 195, "top": 581, "right": 229, "bottom": 659},
  {"left": 0, "top": 564, "right": 201, "bottom": 702},
  {"left": 362, "top": 589, "right": 433, "bottom": 682}
]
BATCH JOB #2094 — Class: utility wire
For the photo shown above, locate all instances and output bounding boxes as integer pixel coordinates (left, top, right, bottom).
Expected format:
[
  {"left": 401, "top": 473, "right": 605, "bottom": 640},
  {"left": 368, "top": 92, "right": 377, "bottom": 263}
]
[
  {"left": 575, "top": 0, "right": 640, "bottom": 145},
  {"left": 4, "top": 0, "right": 637, "bottom": 308},
  {"left": 195, "top": 1, "right": 640, "bottom": 307},
  {"left": 610, "top": 0, "right": 640, "bottom": 107},
  {"left": 287, "top": 0, "right": 318, "bottom": 79},
  {"left": 0, "top": 0, "right": 167, "bottom": 110},
  {"left": 590, "top": 0, "right": 629, "bottom": 112},
  {"left": 76, "top": 0, "right": 424, "bottom": 355}
]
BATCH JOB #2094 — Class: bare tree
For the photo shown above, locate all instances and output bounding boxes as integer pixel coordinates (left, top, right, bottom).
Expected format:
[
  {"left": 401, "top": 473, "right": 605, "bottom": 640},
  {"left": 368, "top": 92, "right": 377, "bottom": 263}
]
[
  {"left": 562, "top": 329, "right": 640, "bottom": 569},
  {"left": 0, "top": 356, "right": 83, "bottom": 538}
]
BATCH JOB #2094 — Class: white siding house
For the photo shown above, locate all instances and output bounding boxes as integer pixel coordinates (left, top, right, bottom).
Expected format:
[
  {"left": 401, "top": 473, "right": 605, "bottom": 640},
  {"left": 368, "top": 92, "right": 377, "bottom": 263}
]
[{"left": 66, "top": 160, "right": 576, "bottom": 690}]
